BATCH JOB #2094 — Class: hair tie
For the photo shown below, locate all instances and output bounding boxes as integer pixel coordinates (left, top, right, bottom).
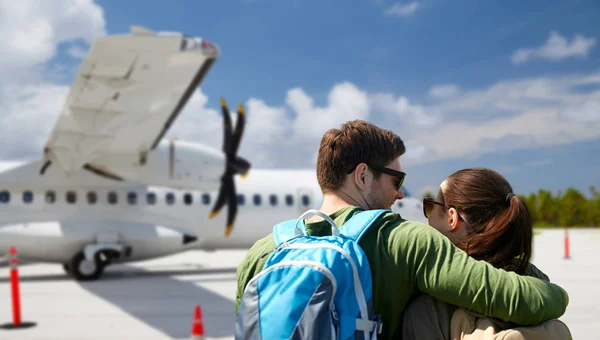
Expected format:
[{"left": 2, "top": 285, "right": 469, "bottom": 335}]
[{"left": 506, "top": 193, "right": 515, "bottom": 206}]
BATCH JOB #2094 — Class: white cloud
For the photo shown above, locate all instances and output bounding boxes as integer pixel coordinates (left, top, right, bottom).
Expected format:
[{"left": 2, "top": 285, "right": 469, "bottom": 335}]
[
  {"left": 0, "top": 83, "right": 70, "bottom": 160},
  {"left": 370, "top": 93, "right": 438, "bottom": 126},
  {"left": 289, "top": 82, "right": 371, "bottom": 140},
  {"left": 0, "top": 0, "right": 105, "bottom": 159},
  {"left": 384, "top": 2, "right": 419, "bottom": 17},
  {"left": 511, "top": 31, "right": 596, "bottom": 65},
  {"left": 429, "top": 84, "right": 460, "bottom": 99},
  {"left": 395, "top": 71, "right": 600, "bottom": 165},
  {"left": 559, "top": 98, "right": 600, "bottom": 123}
]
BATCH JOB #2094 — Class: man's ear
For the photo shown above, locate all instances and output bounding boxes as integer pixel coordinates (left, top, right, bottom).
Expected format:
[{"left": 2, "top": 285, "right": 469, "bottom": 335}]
[
  {"left": 446, "top": 207, "right": 462, "bottom": 232},
  {"left": 354, "top": 163, "right": 369, "bottom": 191}
]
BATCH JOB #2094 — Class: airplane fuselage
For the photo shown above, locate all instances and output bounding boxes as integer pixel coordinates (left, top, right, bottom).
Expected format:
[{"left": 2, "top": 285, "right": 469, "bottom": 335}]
[
  {"left": 0, "top": 159, "right": 323, "bottom": 263},
  {"left": 0, "top": 156, "right": 425, "bottom": 268}
]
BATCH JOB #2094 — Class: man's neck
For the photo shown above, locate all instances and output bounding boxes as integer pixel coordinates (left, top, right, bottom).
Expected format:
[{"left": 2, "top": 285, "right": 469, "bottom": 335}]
[{"left": 306, "top": 192, "right": 364, "bottom": 223}]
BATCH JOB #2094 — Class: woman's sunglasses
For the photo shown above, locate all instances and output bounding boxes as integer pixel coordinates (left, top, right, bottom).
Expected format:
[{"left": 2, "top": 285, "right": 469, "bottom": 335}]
[
  {"left": 422, "top": 197, "right": 446, "bottom": 218},
  {"left": 422, "top": 197, "right": 465, "bottom": 221}
]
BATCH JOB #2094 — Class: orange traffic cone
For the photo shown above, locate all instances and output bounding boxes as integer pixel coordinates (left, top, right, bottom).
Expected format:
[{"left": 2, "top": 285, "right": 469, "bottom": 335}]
[
  {"left": 0, "top": 246, "right": 36, "bottom": 330},
  {"left": 191, "top": 305, "right": 205, "bottom": 340}
]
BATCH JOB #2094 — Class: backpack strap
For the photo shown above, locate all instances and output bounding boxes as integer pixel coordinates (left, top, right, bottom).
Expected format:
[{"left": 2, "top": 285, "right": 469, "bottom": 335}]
[
  {"left": 272, "top": 219, "right": 298, "bottom": 247},
  {"left": 273, "top": 209, "right": 341, "bottom": 246},
  {"left": 272, "top": 209, "right": 390, "bottom": 246},
  {"left": 339, "top": 209, "right": 390, "bottom": 242}
]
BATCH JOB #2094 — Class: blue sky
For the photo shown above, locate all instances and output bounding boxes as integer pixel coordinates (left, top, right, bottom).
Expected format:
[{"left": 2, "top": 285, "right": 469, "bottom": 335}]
[{"left": 1, "top": 0, "right": 599, "bottom": 198}]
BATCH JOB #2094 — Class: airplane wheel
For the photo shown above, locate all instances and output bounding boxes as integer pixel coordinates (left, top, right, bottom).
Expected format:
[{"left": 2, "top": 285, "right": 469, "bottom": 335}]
[{"left": 69, "top": 252, "right": 104, "bottom": 281}]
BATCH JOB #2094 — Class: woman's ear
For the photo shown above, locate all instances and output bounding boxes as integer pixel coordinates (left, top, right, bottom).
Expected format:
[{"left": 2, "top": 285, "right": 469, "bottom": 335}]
[{"left": 447, "top": 207, "right": 462, "bottom": 232}]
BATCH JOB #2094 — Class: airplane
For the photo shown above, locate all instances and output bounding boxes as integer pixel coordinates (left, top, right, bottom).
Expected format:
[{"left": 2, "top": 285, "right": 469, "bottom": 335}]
[{"left": 0, "top": 26, "right": 426, "bottom": 281}]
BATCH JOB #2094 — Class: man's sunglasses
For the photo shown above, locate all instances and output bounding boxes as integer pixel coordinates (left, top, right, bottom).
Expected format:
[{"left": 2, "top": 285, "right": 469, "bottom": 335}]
[
  {"left": 422, "top": 197, "right": 465, "bottom": 221},
  {"left": 347, "top": 163, "right": 406, "bottom": 191}
]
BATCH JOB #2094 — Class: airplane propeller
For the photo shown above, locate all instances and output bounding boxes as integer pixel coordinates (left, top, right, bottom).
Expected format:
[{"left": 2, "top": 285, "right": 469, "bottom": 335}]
[{"left": 208, "top": 97, "right": 251, "bottom": 237}]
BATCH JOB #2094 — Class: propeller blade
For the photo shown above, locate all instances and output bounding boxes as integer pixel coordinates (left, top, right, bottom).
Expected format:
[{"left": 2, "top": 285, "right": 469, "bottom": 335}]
[
  {"left": 220, "top": 97, "right": 233, "bottom": 154},
  {"left": 208, "top": 172, "right": 230, "bottom": 219},
  {"left": 229, "top": 103, "right": 246, "bottom": 156},
  {"left": 224, "top": 176, "right": 238, "bottom": 237}
]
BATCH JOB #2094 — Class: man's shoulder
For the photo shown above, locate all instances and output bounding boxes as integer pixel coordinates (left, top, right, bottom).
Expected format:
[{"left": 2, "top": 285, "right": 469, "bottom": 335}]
[
  {"left": 246, "top": 233, "right": 276, "bottom": 257},
  {"left": 362, "top": 211, "right": 444, "bottom": 248},
  {"left": 371, "top": 211, "right": 431, "bottom": 233}
]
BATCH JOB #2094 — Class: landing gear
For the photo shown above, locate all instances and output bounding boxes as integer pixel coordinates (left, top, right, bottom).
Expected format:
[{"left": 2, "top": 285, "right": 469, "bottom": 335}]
[{"left": 69, "top": 251, "right": 105, "bottom": 281}]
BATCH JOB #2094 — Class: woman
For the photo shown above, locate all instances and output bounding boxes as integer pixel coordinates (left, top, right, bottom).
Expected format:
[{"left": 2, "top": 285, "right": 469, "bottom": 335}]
[
  {"left": 423, "top": 167, "right": 539, "bottom": 277},
  {"left": 402, "top": 167, "right": 570, "bottom": 339}
]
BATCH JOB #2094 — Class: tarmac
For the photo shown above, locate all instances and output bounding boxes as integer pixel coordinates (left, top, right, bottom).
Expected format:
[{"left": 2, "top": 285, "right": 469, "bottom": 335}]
[{"left": 0, "top": 228, "right": 598, "bottom": 339}]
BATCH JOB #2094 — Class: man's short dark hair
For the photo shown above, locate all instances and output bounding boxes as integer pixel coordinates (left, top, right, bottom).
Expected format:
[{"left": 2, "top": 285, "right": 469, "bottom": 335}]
[{"left": 316, "top": 120, "right": 406, "bottom": 193}]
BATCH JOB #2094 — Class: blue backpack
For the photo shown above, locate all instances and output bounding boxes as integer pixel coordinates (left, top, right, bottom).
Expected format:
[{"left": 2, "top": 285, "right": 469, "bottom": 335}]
[{"left": 235, "top": 209, "right": 388, "bottom": 340}]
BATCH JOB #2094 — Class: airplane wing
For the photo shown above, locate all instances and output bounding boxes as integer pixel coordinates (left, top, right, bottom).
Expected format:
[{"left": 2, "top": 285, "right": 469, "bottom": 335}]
[{"left": 43, "top": 26, "right": 220, "bottom": 175}]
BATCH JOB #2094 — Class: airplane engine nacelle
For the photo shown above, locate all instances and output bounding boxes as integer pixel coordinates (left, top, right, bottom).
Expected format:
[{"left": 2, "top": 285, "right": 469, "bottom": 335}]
[
  {"left": 138, "top": 139, "right": 226, "bottom": 190},
  {"left": 90, "top": 139, "right": 226, "bottom": 190}
]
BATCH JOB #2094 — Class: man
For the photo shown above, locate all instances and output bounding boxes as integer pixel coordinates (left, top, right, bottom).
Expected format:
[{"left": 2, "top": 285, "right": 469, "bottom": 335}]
[{"left": 235, "top": 120, "right": 569, "bottom": 339}]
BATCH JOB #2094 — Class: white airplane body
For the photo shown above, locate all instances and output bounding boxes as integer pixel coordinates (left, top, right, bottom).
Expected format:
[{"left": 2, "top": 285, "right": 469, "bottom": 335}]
[{"left": 0, "top": 26, "right": 425, "bottom": 280}]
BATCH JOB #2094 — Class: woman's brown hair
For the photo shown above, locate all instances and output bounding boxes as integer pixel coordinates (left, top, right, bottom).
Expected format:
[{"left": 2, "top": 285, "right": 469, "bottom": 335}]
[{"left": 442, "top": 168, "right": 532, "bottom": 274}]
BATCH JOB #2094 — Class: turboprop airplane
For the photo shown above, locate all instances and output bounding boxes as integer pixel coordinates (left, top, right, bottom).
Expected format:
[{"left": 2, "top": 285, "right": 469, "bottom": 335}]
[{"left": 0, "top": 26, "right": 426, "bottom": 281}]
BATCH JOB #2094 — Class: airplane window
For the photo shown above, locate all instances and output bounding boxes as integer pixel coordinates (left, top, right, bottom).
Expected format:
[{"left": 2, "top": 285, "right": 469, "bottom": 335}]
[
  {"left": 184, "top": 193, "right": 193, "bottom": 205},
  {"left": 269, "top": 194, "right": 278, "bottom": 206},
  {"left": 0, "top": 190, "right": 10, "bottom": 203},
  {"left": 285, "top": 194, "right": 294, "bottom": 206},
  {"left": 108, "top": 191, "right": 118, "bottom": 205},
  {"left": 253, "top": 194, "right": 261, "bottom": 206},
  {"left": 66, "top": 191, "right": 77, "bottom": 204},
  {"left": 22, "top": 191, "right": 33, "bottom": 204},
  {"left": 166, "top": 192, "right": 175, "bottom": 205},
  {"left": 127, "top": 192, "right": 137, "bottom": 205},
  {"left": 87, "top": 191, "right": 97, "bottom": 205},
  {"left": 237, "top": 194, "right": 245, "bottom": 206},
  {"left": 147, "top": 192, "right": 156, "bottom": 205},
  {"left": 45, "top": 191, "right": 55, "bottom": 204},
  {"left": 201, "top": 193, "right": 210, "bottom": 205},
  {"left": 301, "top": 195, "right": 310, "bottom": 206}
]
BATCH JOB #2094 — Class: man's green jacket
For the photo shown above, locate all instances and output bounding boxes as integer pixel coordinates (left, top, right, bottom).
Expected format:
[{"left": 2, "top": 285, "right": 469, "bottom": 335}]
[{"left": 235, "top": 207, "right": 569, "bottom": 339}]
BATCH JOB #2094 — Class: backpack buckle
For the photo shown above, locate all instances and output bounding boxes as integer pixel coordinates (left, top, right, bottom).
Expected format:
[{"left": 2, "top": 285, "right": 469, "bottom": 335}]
[{"left": 373, "top": 315, "right": 383, "bottom": 334}]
